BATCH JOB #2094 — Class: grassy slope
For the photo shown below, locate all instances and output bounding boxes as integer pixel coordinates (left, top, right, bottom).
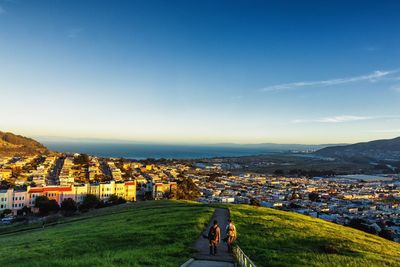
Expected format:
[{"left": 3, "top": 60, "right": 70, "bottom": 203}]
[
  {"left": 0, "top": 201, "right": 213, "bottom": 267},
  {"left": 229, "top": 204, "right": 400, "bottom": 267},
  {"left": 1, "top": 201, "right": 399, "bottom": 267}
]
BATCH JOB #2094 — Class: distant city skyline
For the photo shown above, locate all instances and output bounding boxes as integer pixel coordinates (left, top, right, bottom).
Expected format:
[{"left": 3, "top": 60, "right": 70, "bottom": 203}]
[{"left": 1, "top": 0, "right": 400, "bottom": 144}]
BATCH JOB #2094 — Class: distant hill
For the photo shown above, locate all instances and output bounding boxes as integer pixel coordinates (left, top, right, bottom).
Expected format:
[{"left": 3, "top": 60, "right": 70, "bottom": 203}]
[
  {"left": 0, "top": 201, "right": 398, "bottom": 266},
  {"left": 315, "top": 136, "right": 400, "bottom": 161},
  {"left": 212, "top": 142, "right": 337, "bottom": 152},
  {"left": 0, "top": 130, "right": 48, "bottom": 156}
]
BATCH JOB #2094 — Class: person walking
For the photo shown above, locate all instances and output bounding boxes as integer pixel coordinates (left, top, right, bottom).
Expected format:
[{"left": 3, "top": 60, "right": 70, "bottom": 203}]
[
  {"left": 225, "top": 219, "right": 237, "bottom": 253},
  {"left": 208, "top": 220, "right": 221, "bottom": 255}
]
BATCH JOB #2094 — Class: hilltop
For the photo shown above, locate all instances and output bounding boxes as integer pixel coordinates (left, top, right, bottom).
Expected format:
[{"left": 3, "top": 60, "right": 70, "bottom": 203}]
[
  {"left": 315, "top": 136, "right": 400, "bottom": 161},
  {"left": 230, "top": 204, "right": 400, "bottom": 267},
  {"left": 0, "top": 201, "right": 399, "bottom": 267},
  {"left": 0, "top": 131, "right": 48, "bottom": 156}
]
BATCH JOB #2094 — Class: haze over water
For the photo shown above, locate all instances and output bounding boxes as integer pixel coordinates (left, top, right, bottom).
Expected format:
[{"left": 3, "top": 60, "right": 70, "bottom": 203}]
[
  {"left": 42, "top": 142, "right": 266, "bottom": 159},
  {"left": 42, "top": 141, "right": 324, "bottom": 159}
]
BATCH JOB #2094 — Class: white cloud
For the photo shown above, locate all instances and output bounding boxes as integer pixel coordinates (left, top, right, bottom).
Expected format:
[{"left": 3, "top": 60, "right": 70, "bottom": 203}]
[
  {"left": 292, "top": 115, "right": 372, "bottom": 124},
  {"left": 260, "top": 70, "right": 396, "bottom": 92},
  {"left": 292, "top": 115, "right": 400, "bottom": 124},
  {"left": 317, "top": 115, "right": 372, "bottom": 123},
  {"left": 391, "top": 85, "right": 400, "bottom": 92}
]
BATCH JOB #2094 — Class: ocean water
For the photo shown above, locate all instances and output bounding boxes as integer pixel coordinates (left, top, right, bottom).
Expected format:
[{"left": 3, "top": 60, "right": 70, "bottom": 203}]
[{"left": 42, "top": 141, "right": 282, "bottom": 160}]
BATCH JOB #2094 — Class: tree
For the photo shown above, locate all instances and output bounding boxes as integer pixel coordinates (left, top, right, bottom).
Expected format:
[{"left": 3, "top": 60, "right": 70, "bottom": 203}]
[
  {"left": 18, "top": 206, "right": 31, "bottom": 216},
  {"left": 107, "top": 194, "right": 119, "bottom": 205},
  {"left": 34, "top": 196, "right": 48, "bottom": 210},
  {"left": 117, "top": 197, "right": 127, "bottom": 204},
  {"left": 60, "top": 198, "right": 77, "bottom": 216},
  {"left": 347, "top": 218, "right": 377, "bottom": 235},
  {"left": 175, "top": 177, "right": 201, "bottom": 200},
  {"left": 108, "top": 195, "right": 127, "bottom": 205},
  {"left": 308, "top": 192, "right": 320, "bottom": 202},
  {"left": 79, "top": 194, "right": 100, "bottom": 211},
  {"left": 96, "top": 200, "right": 106, "bottom": 209},
  {"left": 379, "top": 229, "right": 395, "bottom": 241},
  {"left": 144, "top": 191, "right": 153, "bottom": 200},
  {"left": 0, "top": 180, "right": 12, "bottom": 190},
  {"left": 289, "top": 202, "right": 301, "bottom": 209},
  {"left": 1, "top": 209, "right": 12, "bottom": 218},
  {"left": 250, "top": 198, "right": 261, "bottom": 206},
  {"left": 35, "top": 196, "right": 59, "bottom": 216},
  {"left": 73, "top": 154, "right": 90, "bottom": 165},
  {"left": 12, "top": 167, "right": 23, "bottom": 178}
]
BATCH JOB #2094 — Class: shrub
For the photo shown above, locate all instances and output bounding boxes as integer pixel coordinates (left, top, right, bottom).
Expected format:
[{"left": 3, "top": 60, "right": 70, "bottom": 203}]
[
  {"left": 60, "top": 198, "right": 77, "bottom": 216},
  {"left": 35, "top": 196, "right": 60, "bottom": 216},
  {"left": 79, "top": 194, "right": 100, "bottom": 211}
]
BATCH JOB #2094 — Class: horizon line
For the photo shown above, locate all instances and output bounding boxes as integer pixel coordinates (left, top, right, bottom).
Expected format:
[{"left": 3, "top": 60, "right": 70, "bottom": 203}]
[{"left": 32, "top": 135, "right": 359, "bottom": 146}]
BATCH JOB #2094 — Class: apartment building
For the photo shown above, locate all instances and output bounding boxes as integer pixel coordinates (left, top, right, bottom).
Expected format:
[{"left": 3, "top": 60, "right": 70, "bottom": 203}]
[{"left": 0, "top": 181, "right": 137, "bottom": 213}]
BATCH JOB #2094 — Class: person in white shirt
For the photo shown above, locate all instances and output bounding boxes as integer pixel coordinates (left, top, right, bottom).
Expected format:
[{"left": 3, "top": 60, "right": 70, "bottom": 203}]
[{"left": 225, "top": 219, "right": 237, "bottom": 253}]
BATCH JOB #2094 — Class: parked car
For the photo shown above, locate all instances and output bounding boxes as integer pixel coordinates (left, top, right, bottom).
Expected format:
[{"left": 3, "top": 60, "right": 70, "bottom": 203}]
[{"left": 1, "top": 217, "right": 14, "bottom": 225}]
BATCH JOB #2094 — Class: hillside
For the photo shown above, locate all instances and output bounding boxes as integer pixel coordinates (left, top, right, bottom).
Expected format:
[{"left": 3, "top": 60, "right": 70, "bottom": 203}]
[
  {"left": 230, "top": 204, "right": 400, "bottom": 266},
  {"left": 315, "top": 136, "right": 400, "bottom": 161},
  {"left": 0, "top": 131, "right": 48, "bottom": 156},
  {"left": 0, "top": 201, "right": 213, "bottom": 267},
  {"left": 0, "top": 201, "right": 399, "bottom": 267}
]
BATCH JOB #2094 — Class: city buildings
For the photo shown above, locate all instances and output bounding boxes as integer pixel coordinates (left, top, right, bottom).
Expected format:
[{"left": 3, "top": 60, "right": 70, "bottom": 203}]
[
  {"left": 0, "top": 181, "right": 137, "bottom": 214},
  {"left": 1, "top": 152, "right": 399, "bottom": 242}
]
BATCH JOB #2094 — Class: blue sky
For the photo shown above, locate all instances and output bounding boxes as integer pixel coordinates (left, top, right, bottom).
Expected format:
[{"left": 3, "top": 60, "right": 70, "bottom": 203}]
[{"left": 1, "top": 0, "right": 400, "bottom": 144}]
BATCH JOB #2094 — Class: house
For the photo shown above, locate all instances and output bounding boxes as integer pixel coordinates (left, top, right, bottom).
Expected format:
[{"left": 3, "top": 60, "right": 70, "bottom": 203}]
[
  {"left": 0, "top": 189, "right": 11, "bottom": 211},
  {"left": 124, "top": 181, "right": 136, "bottom": 201},
  {"left": 152, "top": 182, "right": 177, "bottom": 199},
  {"left": 0, "top": 169, "right": 12, "bottom": 180}
]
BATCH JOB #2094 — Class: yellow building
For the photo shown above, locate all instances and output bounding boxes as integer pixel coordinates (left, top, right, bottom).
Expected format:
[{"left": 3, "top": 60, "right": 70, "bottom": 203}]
[
  {"left": 26, "top": 181, "right": 136, "bottom": 207},
  {"left": 93, "top": 181, "right": 136, "bottom": 201},
  {"left": 124, "top": 181, "right": 136, "bottom": 201},
  {"left": 152, "top": 182, "right": 177, "bottom": 199},
  {"left": 72, "top": 184, "right": 90, "bottom": 203},
  {"left": 114, "top": 182, "right": 126, "bottom": 198},
  {"left": 146, "top": 165, "right": 153, "bottom": 171}
]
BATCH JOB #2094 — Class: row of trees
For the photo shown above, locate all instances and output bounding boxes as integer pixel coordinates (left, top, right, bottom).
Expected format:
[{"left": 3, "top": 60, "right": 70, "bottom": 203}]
[{"left": 34, "top": 194, "right": 127, "bottom": 216}]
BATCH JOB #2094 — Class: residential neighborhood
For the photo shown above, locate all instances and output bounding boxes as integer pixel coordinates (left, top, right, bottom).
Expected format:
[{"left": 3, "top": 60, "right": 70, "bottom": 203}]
[
  {"left": 192, "top": 164, "right": 400, "bottom": 242},
  {"left": 0, "top": 153, "right": 399, "bottom": 243}
]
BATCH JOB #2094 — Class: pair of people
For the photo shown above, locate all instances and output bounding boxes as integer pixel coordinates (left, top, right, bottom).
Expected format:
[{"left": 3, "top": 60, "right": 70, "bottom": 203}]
[{"left": 208, "top": 219, "right": 237, "bottom": 255}]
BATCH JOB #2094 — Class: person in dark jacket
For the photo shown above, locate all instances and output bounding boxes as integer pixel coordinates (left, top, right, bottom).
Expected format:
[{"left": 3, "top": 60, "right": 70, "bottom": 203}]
[{"left": 208, "top": 220, "right": 221, "bottom": 255}]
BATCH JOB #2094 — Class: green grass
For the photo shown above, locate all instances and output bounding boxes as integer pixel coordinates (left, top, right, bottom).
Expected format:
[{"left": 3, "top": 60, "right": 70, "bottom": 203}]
[
  {"left": 0, "top": 201, "right": 213, "bottom": 267},
  {"left": 2, "top": 201, "right": 399, "bottom": 267},
  {"left": 229, "top": 204, "right": 400, "bottom": 267}
]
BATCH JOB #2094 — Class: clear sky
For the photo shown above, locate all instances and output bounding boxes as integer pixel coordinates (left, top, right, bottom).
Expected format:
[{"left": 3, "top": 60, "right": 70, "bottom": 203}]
[{"left": 1, "top": 0, "right": 400, "bottom": 144}]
